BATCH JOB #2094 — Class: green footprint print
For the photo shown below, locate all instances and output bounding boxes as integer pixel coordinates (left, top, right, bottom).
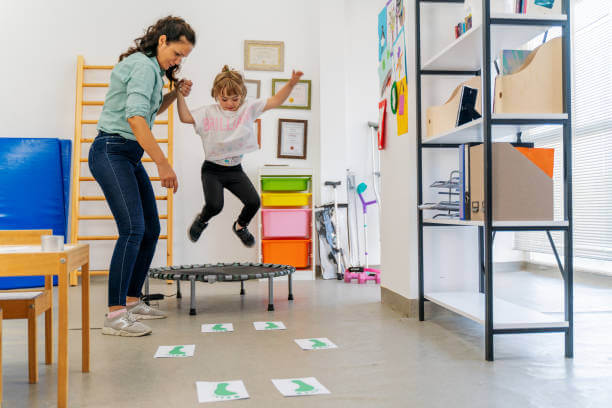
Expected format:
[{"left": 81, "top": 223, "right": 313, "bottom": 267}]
[
  {"left": 168, "top": 346, "right": 186, "bottom": 356},
  {"left": 212, "top": 324, "right": 227, "bottom": 332},
  {"left": 265, "top": 322, "right": 279, "bottom": 330},
  {"left": 292, "top": 380, "right": 316, "bottom": 394},
  {"left": 309, "top": 339, "right": 328, "bottom": 349},
  {"left": 214, "top": 382, "right": 239, "bottom": 400}
]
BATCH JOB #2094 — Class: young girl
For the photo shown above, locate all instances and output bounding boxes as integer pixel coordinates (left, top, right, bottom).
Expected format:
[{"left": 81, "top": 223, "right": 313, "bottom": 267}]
[{"left": 177, "top": 65, "right": 303, "bottom": 246}]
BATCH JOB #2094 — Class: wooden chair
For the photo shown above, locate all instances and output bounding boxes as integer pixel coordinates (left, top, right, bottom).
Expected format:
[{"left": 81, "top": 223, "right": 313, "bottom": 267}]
[{"left": 0, "top": 230, "right": 54, "bottom": 384}]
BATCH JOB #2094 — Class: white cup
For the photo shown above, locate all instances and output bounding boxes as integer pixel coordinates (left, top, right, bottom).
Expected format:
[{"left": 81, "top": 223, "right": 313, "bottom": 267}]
[{"left": 41, "top": 235, "right": 64, "bottom": 252}]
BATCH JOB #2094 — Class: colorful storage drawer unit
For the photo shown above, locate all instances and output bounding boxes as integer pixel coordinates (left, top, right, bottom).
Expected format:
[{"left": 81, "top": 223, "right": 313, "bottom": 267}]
[
  {"left": 261, "top": 193, "right": 311, "bottom": 207},
  {"left": 262, "top": 239, "right": 310, "bottom": 269},
  {"left": 261, "top": 176, "right": 310, "bottom": 192},
  {"left": 262, "top": 209, "right": 312, "bottom": 239}
]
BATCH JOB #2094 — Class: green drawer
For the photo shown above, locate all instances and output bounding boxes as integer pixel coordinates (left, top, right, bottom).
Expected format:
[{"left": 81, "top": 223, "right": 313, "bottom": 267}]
[{"left": 261, "top": 177, "right": 310, "bottom": 192}]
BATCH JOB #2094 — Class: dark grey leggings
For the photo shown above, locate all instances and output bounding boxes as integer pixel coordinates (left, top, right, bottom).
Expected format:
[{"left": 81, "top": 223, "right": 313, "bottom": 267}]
[{"left": 199, "top": 161, "right": 260, "bottom": 227}]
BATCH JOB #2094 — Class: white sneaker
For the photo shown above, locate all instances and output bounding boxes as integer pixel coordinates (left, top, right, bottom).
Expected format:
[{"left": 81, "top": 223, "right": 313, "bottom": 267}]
[
  {"left": 102, "top": 311, "right": 152, "bottom": 337},
  {"left": 127, "top": 301, "right": 168, "bottom": 320}
]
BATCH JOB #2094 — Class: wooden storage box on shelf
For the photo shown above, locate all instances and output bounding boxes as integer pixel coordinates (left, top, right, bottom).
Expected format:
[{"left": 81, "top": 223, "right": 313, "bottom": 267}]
[
  {"left": 494, "top": 37, "right": 562, "bottom": 114},
  {"left": 469, "top": 143, "right": 554, "bottom": 221},
  {"left": 426, "top": 76, "right": 482, "bottom": 140}
]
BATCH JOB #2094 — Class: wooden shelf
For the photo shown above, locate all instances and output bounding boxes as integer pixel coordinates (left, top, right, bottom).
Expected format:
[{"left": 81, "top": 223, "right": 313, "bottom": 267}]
[
  {"left": 422, "top": 114, "right": 568, "bottom": 145},
  {"left": 425, "top": 291, "right": 568, "bottom": 330},
  {"left": 422, "top": 14, "right": 567, "bottom": 72}
]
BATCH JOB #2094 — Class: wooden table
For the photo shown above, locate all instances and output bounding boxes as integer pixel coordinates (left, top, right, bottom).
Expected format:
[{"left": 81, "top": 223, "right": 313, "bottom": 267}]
[{"left": 0, "top": 244, "right": 90, "bottom": 408}]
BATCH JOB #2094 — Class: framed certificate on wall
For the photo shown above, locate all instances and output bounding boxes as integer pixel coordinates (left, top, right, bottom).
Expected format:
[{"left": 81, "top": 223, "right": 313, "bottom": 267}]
[
  {"left": 277, "top": 119, "right": 307, "bottom": 159},
  {"left": 272, "top": 79, "right": 311, "bottom": 110},
  {"left": 244, "top": 40, "right": 284, "bottom": 71},
  {"left": 245, "top": 79, "right": 261, "bottom": 98}
]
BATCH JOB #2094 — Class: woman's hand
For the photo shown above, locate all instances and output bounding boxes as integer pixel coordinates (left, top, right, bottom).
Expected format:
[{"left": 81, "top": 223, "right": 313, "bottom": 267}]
[
  {"left": 157, "top": 160, "right": 179, "bottom": 193},
  {"left": 288, "top": 70, "right": 304, "bottom": 86},
  {"left": 176, "top": 79, "right": 193, "bottom": 97}
]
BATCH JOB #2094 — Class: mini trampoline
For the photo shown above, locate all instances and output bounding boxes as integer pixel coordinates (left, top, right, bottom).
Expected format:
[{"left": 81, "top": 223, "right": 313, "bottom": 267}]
[{"left": 145, "top": 263, "right": 295, "bottom": 315}]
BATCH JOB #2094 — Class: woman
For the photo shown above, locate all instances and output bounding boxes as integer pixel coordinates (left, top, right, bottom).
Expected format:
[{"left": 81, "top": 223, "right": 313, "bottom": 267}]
[{"left": 89, "top": 16, "right": 195, "bottom": 336}]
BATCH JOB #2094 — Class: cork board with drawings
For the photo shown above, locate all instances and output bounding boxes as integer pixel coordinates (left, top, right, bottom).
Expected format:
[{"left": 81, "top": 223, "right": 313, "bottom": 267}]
[{"left": 377, "top": 0, "right": 409, "bottom": 147}]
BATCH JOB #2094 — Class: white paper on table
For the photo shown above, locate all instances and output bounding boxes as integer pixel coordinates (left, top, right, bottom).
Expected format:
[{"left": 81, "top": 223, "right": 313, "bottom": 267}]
[
  {"left": 253, "top": 321, "right": 286, "bottom": 331},
  {"left": 294, "top": 338, "right": 338, "bottom": 350},
  {"left": 154, "top": 345, "right": 195, "bottom": 358},
  {"left": 201, "top": 323, "right": 234, "bottom": 333},
  {"left": 196, "top": 381, "right": 249, "bottom": 403},
  {"left": 271, "top": 377, "right": 331, "bottom": 397}
]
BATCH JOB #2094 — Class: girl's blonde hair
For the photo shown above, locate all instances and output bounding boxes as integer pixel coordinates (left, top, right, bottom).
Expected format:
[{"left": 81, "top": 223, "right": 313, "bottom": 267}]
[{"left": 211, "top": 65, "right": 247, "bottom": 101}]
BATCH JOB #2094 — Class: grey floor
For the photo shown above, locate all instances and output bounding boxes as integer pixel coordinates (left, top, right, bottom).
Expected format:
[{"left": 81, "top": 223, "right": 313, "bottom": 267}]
[{"left": 2, "top": 268, "right": 612, "bottom": 408}]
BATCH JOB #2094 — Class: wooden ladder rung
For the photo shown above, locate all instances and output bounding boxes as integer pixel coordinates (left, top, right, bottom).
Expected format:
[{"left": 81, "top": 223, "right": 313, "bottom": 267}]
[
  {"left": 80, "top": 196, "right": 167, "bottom": 201},
  {"left": 82, "top": 101, "right": 104, "bottom": 106},
  {"left": 80, "top": 138, "right": 168, "bottom": 143},
  {"left": 79, "top": 176, "right": 161, "bottom": 181},
  {"left": 77, "top": 235, "right": 168, "bottom": 241},
  {"left": 78, "top": 215, "right": 168, "bottom": 220},
  {"left": 84, "top": 65, "right": 114, "bottom": 70},
  {"left": 81, "top": 120, "right": 169, "bottom": 125},
  {"left": 83, "top": 83, "right": 109, "bottom": 87},
  {"left": 80, "top": 158, "right": 154, "bottom": 163}
]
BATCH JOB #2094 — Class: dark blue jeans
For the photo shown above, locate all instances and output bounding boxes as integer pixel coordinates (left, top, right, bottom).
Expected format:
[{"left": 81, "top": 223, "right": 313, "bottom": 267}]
[{"left": 88, "top": 131, "right": 160, "bottom": 307}]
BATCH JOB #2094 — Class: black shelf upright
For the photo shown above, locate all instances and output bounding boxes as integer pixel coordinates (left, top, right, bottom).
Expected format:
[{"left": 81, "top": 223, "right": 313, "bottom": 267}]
[{"left": 414, "top": 0, "right": 573, "bottom": 361}]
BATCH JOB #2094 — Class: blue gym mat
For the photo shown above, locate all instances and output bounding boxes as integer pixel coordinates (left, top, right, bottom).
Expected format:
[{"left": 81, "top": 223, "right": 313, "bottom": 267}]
[{"left": 0, "top": 138, "right": 72, "bottom": 289}]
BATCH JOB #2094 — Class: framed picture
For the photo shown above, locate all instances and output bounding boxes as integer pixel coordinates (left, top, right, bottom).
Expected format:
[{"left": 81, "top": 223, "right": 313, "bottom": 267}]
[
  {"left": 254, "top": 119, "right": 262, "bottom": 148},
  {"left": 245, "top": 79, "right": 261, "bottom": 98},
  {"left": 278, "top": 119, "right": 307, "bottom": 159},
  {"left": 244, "top": 40, "right": 284, "bottom": 71},
  {"left": 272, "top": 79, "right": 312, "bottom": 110}
]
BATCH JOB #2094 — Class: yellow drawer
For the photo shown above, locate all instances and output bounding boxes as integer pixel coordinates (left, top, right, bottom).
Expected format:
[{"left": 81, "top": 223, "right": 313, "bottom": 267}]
[{"left": 261, "top": 193, "right": 311, "bottom": 207}]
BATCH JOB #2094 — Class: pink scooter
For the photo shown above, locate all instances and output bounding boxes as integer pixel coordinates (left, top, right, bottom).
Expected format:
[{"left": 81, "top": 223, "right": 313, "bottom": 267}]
[{"left": 345, "top": 182, "right": 381, "bottom": 284}]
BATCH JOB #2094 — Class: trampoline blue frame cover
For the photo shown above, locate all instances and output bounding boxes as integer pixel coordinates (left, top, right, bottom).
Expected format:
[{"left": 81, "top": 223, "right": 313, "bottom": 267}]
[{"left": 0, "top": 138, "right": 71, "bottom": 289}]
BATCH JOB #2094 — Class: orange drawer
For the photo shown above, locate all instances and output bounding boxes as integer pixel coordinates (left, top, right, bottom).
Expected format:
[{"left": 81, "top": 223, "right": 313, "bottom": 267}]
[{"left": 262, "top": 239, "right": 310, "bottom": 269}]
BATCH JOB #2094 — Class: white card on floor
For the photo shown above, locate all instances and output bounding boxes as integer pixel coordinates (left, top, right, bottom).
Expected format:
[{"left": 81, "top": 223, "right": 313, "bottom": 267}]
[
  {"left": 294, "top": 338, "right": 338, "bottom": 350},
  {"left": 271, "top": 377, "right": 330, "bottom": 397},
  {"left": 154, "top": 344, "right": 195, "bottom": 358},
  {"left": 196, "top": 380, "right": 249, "bottom": 403},
  {"left": 253, "top": 321, "right": 286, "bottom": 331},
  {"left": 201, "top": 323, "right": 234, "bottom": 333}
]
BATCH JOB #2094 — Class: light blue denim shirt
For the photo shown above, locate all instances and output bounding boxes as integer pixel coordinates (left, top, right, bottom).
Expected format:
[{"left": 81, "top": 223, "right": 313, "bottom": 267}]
[{"left": 97, "top": 52, "right": 165, "bottom": 140}]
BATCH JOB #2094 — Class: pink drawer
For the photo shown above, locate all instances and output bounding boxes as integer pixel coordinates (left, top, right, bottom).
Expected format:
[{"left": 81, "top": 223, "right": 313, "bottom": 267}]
[{"left": 262, "top": 209, "right": 311, "bottom": 239}]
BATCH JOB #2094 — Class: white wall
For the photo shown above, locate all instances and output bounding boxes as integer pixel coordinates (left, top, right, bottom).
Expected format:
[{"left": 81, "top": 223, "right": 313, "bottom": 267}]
[
  {"left": 0, "top": 0, "right": 320, "bottom": 270},
  {"left": 319, "top": 0, "right": 382, "bottom": 267}
]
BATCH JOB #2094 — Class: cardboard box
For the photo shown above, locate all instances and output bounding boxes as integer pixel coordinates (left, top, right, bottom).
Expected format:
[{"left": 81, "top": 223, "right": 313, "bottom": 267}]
[
  {"left": 469, "top": 143, "right": 554, "bottom": 221},
  {"left": 494, "top": 37, "right": 563, "bottom": 114},
  {"left": 426, "top": 76, "right": 482, "bottom": 140}
]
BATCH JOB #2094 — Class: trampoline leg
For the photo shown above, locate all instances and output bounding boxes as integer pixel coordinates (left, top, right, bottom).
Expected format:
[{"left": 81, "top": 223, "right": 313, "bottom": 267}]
[
  {"left": 144, "top": 277, "right": 150, "bottom": 305},
  {"left": 267, "top": 277, "right": 274, "bottom": 311},
  {"left": 189, "top": 277, "right": 196, "bottom": 316},
  {"left": 288, "top": 273, "right": 294, "bottom": 301},
  {"left": 240, "top": 281, "right": 245, "bottom": 296},
  {"left": 176, "top": 280, "right": 182, "bottom": 299}
]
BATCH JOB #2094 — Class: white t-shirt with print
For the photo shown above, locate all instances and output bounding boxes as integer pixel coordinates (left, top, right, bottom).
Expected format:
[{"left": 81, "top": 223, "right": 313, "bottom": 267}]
[{"left": 190, "top": 98, "right": 266, "bottom": 162}]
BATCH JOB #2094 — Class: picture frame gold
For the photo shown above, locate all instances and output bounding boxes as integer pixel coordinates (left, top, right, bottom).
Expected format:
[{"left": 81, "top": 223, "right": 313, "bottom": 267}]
[{"left": 244, "top": 40, "right": 284, "bottom": 72}]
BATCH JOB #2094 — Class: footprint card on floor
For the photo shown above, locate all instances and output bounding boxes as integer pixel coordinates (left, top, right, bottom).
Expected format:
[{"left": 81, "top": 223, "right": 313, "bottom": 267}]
[
  {"left": 294, "top": 338, "right": 338, "bottom": 350},
  {"left": 253, "top": 321, "right": 286, "bottom": 331},
  {"left": 196, "top": 380, "right": 249, "bottom": 403},
  {"left": 271, "top": 377, "right": 330, "bottom": 397},
  {"left": 154, "top": 344, "right": 195, "bottom": 358},
  {"left": 202, "top": 323, "right": 234, "bottom": 333}
]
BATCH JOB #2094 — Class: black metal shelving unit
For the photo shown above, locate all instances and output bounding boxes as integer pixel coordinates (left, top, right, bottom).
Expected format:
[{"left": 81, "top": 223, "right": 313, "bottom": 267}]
[{"left": 415, "top": 0, "right": 573, "bottom": 361}]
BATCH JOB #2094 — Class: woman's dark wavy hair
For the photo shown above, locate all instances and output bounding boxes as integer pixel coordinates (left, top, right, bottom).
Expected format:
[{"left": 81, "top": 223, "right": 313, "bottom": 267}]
[{"left": 119, "top": 16, "right": 196, "bottom": 85}]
